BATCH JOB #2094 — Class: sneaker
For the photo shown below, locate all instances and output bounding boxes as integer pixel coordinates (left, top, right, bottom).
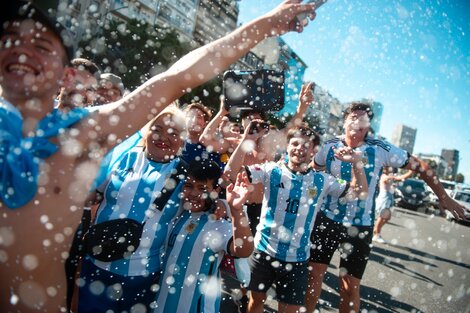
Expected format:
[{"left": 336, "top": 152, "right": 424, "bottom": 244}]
[{"left": 372, "top": 234, "right": 386, "bottom": 244}]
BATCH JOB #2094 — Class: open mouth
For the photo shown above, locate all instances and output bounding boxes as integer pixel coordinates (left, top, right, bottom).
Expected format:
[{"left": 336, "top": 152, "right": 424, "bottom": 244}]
[
  {"left": 7, "top": 63, "right": 39, "bottom": 75},
  {"left": 154, "top": 142, "right": 169, "bottom": 149}
]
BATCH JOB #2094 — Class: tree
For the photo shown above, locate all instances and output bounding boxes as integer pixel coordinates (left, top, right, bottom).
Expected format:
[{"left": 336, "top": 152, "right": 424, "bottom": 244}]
[
  {"left": 455, "top": 173, "right": 465, "bottom": 183},
  {"left": 77, "top": 18, "right": 224, "bottom": 108}
]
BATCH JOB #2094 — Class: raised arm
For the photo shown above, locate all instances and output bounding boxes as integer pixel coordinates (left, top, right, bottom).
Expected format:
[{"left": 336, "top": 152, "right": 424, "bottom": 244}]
[
  {"left": 224, "top": 120, "right": 267, "bottom": 183},
  {"left": 90, "top": 1, "right": 317, "bottom": 146},
  {"left": 199, "top": 97, "right": 232, "bottom": 153},
  {"left": 226, "top": 172, "right": 254, "bottom": 258},
  {"left": 404, "top": 156, "right": 465, "bottom": 219},
  {"left": 284, "top": 82, "right": 314, "bottom": 133}
]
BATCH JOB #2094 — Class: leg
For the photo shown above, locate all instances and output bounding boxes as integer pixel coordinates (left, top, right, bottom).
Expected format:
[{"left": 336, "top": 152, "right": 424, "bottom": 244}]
[
  {"left": 337, "top": 226, "right": 373, "bottom": 313},
  {"left": 247, "top": 291, "right": 266, "bottom": 313},
  {"left": 339, "top": 274, "right": 361, "bottom": 313},
  {"left": 305, "top": 262, "right": 328, "bottom": 313},
  {"left": 278, "top": 301, "right": 304, "bottom": 313},
  {"left": 373, "top": 216, "right": 387, "bottom": 235},
  {"left": 306, "top": 212, "right": 342, "bottom": 313}
]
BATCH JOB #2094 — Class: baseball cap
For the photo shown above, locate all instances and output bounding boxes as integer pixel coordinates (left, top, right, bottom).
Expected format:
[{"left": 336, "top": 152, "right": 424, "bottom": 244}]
[{"left": 1, "top": 0, "right": 75, "bottom": 61}]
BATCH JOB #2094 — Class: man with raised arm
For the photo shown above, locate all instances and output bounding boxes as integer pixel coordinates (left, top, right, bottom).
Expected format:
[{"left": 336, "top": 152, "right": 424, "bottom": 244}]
[
  {"left": 305, "top": 102, "right": 465, "bottom": 313},
  {"left": 0, "top": 1, "right": 317, "bottom": 311}
]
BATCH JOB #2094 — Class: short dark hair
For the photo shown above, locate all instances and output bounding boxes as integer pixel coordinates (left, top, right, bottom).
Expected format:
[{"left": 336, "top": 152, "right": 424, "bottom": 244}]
[
  {"left": 2, "top": 1, "right": 75, "bottom": 61},
  {"left": 343, "top": 102, "right": 374, "bottom": 121},
  {"left": 185, "top": 102, "right": 213, "bottom": 122},
  {"left": 187, "top": 159, "right": 222, "bottom": 188},
  {"left": 71, "top": 58, "right": 101, "bottom": 77},
  {"left": 287, "top": 123, "right": 320, "bottom": 148}
]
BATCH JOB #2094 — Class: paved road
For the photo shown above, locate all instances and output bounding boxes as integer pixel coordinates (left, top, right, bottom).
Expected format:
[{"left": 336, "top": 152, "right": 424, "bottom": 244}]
[{"left": 222, "top": 206, "right": 470, "bottom": 313}]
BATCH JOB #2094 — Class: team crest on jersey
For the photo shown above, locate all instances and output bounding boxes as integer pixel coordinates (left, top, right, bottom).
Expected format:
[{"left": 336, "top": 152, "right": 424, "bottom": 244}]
[
  {"left": 308, "top": 186, "right": 318, "bottom": 198},
  {"left": 185, "top": 221, "right": 198, "bottom": 234}
]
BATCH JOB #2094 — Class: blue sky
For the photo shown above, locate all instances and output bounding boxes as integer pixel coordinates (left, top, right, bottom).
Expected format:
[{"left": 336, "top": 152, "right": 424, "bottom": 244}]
[{"left": 238, "top": 0, "right": 470, "bottom": 182}]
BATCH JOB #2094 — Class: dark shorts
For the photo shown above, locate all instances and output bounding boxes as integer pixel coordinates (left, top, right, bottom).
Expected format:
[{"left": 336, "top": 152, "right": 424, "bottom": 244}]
[
  {"left": 247, "top": 251, "right": 309, "bottom": 305},
  {"left": 309, "top": 211, "right": 373, "bottom": 279},
  {"left": 78, "top": 257, "right": 159, "bottom": 313}
]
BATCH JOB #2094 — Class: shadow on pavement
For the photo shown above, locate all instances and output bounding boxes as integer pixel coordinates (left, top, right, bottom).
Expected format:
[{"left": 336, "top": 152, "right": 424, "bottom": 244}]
[
  {"left": 390, "top": 244, "right": 470, "bottom": 270},
  {"left": 319, "top": 272, "right": 422, "bottom": 313},
  {"left": 369, "top": 247, "right": 442, "bottom": 286}
]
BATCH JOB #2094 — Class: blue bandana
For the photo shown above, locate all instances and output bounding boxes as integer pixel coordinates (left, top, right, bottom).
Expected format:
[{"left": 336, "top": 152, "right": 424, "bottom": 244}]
[{"left": 0, "top": 98, "right": 89, "bottom": 209}]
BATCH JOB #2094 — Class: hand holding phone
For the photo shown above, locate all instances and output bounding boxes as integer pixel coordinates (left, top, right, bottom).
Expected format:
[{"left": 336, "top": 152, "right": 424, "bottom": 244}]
[
  {"left": 295, "top": 0, "right": 327, "bottom": 28},
  {"left": 248, "top": 121, "right": 270, "bottom": 135}
]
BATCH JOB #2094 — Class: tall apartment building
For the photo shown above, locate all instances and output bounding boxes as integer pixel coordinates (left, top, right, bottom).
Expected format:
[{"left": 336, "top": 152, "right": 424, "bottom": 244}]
[
  {"left": 193, "top": 0, "right": 239, "bottom": 45},
  {"left": 391, "top": 124, "right": 417, "bottom": 154},
  {"left": 441, "top": 149, "right": 459, "bottom": 180}
]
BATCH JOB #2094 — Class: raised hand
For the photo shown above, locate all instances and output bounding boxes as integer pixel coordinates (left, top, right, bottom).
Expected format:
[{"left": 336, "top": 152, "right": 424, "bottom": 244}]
[
  {"left": 226, "top": 172, "right": 251, "bottom": 211},
  {"left": 333, "top": 147, "right": 364, "bottom": 164},
  {"left": 265, "top": 0, "right": 317, "bottom": 35}
]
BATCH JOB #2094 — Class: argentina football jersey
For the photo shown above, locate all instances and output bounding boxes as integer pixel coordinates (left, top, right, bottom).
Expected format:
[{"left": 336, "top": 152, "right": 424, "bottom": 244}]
[
  {"left": 91, "top": 147, "right": 184, "bottom": 276},
  {"left": 246, "top": 162, "right": 347, "bottom": 262},
  {"left": 154, "top": 211, "right": 232, "bottom": 313},
  {"left": 314, "top": 136, "right": 409, "bottom": 226}
]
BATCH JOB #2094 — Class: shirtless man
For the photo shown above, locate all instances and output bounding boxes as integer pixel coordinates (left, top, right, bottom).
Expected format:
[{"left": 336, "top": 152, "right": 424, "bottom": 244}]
[{"left": 0, "top": 1, "right": 317, "bottom": 311}]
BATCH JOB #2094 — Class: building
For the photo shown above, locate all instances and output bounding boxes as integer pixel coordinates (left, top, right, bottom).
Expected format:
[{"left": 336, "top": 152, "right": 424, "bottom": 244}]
[
  {"left": 193, "top": 0, "right": 239, "bottom": 45},
  {"left": 441, "top": 149, "right": 460, "bottom": 180},
  {"left": 154, "top": 0, "right": 200, "bottom": 40},
  {"left": 417, "top": 153, "right": 449, "bottom": 179},
  {"left": 391, "top": 124, "right": 417, "bottom": 154}
]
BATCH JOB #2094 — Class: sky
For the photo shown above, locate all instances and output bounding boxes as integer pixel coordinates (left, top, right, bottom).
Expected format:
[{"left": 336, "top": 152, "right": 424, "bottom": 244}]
[{"left": 238, "top": 0, "right": 470, "bottom": 183}]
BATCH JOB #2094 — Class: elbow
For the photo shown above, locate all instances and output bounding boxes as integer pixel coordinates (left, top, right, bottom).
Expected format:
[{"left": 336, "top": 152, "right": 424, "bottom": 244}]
[{"left": 232, "top": 241, "right": 254, "bottom": 258}]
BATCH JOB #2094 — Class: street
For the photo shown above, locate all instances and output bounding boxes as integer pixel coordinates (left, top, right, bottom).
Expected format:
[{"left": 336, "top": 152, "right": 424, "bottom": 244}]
[
  {"left": 253, "top": 207, "right": 470, "bottom": 313},
  {"left": 310, "top": 207, "right": 470, "bottom": 313}
]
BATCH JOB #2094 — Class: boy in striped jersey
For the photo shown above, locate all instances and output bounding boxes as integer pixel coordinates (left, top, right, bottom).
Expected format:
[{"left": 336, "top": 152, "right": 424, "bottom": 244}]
[
  {"left": 305, "top": 102, "right": 465, "bottom": 313},
  {"left": 153, "top": 160, "right": 253, "bottom": 313},
  {"left": 224, "top": 123, "right": 368, "bottom": 313}
]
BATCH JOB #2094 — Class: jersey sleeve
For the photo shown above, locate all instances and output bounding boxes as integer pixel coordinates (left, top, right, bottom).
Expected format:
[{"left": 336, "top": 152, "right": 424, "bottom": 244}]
[
  {"left": 313, "top": 143, "right": 329, "bottom": 168},
  {"left": 324, "top": 173, "right": 349, "bottom": 198},
  {"left": 245, "top": 163, "right": 272, "bottom": 185},
  {"left": 383, "top": 141, "right": 410, "bottom": 168}
]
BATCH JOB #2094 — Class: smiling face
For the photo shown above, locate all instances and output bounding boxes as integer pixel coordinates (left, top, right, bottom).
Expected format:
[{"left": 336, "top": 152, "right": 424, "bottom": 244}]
[
  {"left": 182, "top": 176, "right": 216, "bottom": 213},
  {"left": 343, "top": 110, "right": 371, "bottom": 141},
  {"left": 286, "top": 135, "right": 316, "bottom": 170},
  {"left": 59, "top": 69, "right": 98, "bottom": 108},
  {"left": 0, "top": 19, "right": 67, "bottom": 103},
  {"left": 96, "top": 82, "right": 122, "bottom": 104},
  {"left": 144, "top": 113, "right": 186, "bottom": 162},
  {"left": 186, "top": 107, "right": 208, "bottom": 138}
]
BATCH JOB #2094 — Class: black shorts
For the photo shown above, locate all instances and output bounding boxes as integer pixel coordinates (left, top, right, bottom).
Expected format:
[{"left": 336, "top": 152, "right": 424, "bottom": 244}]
[
  {"left": 309, "top": 211, "right": 373, "bottom": 279},
  {"left": 247, "top": 251, "right": 309, "bottom": 305}
]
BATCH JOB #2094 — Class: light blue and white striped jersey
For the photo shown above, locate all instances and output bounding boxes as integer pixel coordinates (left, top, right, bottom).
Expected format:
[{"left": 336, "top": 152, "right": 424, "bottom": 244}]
[
  {"left": 314, "top": 136, "right": 409, "bottom": 226},
  {"left": 247, "top": 162, "right": 347, "bottom": 262},
  {"left": 91, "top": 147, "right": 184, "bottom": 277},
  {"left": 153, "top": 211, "right": 232, "bottom": 313}
]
